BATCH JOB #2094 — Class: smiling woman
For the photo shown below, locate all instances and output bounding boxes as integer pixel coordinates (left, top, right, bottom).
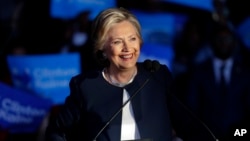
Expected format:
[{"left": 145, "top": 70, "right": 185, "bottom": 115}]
[{"left": 45, "top": 7, "right": 178, "bottom": 141}]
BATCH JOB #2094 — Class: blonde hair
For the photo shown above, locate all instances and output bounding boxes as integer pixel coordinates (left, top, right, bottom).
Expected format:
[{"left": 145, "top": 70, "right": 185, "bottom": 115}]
[{"left": 91, "top": 7, "right": 142, "bottom": 65}]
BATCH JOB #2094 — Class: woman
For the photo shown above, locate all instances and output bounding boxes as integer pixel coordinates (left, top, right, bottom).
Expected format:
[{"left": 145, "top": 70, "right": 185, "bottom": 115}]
[{"left": 45, "top": 7, "right": 176, "bottom": 141}]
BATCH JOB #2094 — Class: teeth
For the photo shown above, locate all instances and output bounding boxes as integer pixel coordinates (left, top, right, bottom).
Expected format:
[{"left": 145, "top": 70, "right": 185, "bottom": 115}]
[{"left": 121, "top": 54, "right": 132, "bottom": 58}]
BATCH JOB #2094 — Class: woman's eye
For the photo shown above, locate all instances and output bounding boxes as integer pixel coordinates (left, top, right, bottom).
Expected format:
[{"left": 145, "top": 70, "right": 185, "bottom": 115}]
[
  {"left": 112, "top": 40, "right": 122, "bottom": 45},
  {"left": 130, "top": 37, "right": 137, "bottom": 41}
]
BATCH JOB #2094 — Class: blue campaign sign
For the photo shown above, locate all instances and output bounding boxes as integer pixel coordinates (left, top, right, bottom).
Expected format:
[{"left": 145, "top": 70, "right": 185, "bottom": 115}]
[
  {"left": 50, "top": 0, "right": 116, "bottom": 20},
  {"left": 0, "top": 82, "right": 53, "bottom": 133},
  {"left": 160, "top": 0, "right": 213, "bottom": 11},
  {"left": 131, "top": 10, "right": 187, "bottom": 46},
  {"left": 7, "top": 53, "right": 81, "bottom": 105},
  {"left": 236, "top": 17, "right": 250, "bottom": 49},
  {"left": 138, "top": 43, "right": 175, "bottom": 71}
]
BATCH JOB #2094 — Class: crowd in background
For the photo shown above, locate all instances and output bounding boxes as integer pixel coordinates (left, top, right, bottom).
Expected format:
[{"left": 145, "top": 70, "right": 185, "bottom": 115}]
[{"left": 1, "top": 0, "right": 250, "bottom": 141}]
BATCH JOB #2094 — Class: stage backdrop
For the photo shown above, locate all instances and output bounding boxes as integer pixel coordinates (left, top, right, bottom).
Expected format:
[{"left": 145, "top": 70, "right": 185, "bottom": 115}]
[{"left": 7, "top": 53, "right": 81, "bottom": 105}]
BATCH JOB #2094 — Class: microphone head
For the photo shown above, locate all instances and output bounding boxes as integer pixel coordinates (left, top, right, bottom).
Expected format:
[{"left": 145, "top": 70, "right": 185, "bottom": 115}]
[
  {"left": 143, "top": 59, "right": 152, "bottom": 71},
  {"left": 152, "top": 60, "right": 160, "bottom": 72},
  {"left": 143, "top": 59, "right": 160, "bottom": 72}
]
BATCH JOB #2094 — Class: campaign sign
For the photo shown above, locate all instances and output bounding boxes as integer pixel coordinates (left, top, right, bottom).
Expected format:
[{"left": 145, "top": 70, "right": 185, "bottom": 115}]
[
  {"left": 237, "top": 17, "right": 250, "bottom": 49},
  {"left": 138, "top": 43, "right": 175, "bottom": 71},
  {"left": 0, "top": 82, "right": 53, "bottom": 133},
  {"left": 132, "top": 10, "right": 187, "bottom": 46},
  {"left": 7, "top": 53, "right": 81, "bottom": 105},
  {"left": 50, "top": 0, "right": 116, "bottom": 20},
  {"left": 160, "top": 0, "right": 213, "bottom": 11}
]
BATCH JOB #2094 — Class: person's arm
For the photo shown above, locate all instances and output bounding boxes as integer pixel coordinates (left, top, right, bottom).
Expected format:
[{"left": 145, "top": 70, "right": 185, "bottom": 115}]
[{"left": 45, "top": 75, "right": 84, "bottom": 141}]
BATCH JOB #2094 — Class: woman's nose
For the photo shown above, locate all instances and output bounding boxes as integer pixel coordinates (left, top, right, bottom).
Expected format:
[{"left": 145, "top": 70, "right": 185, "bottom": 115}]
[{"left": 122, "top": 41, "right": 130, "bottom": 51}]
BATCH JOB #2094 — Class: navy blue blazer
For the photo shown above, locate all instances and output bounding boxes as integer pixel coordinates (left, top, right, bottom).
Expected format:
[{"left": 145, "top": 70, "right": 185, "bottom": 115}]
[{"left": 46, "top": 62, "right": 175, "bottom": 141}]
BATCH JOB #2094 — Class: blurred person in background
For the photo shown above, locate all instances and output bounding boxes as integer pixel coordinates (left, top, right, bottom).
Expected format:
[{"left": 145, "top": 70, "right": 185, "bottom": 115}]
[
  {"left": 59, "top": 11, "right": 91, "bottom": 53},
  {"left": 45, "top": 7, "right": 182, "bottom": 141},
  {"left": 172, "top": 16, "right": 212, "bottom": 104},
  {"left": 182, "top": 22, "right": 250, "bottom": 141}
]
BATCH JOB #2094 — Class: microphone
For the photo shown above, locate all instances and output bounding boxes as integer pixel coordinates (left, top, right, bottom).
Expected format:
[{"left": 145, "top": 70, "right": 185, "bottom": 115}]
[
  {"left": 143, "top": 59, "right": 160, "bottom": 72},
  {"left": 93, "top": 60, "right": 159, "bottom": 141},
  {"left": 151, "top": 60, "right": 160, "bottom": 72}
]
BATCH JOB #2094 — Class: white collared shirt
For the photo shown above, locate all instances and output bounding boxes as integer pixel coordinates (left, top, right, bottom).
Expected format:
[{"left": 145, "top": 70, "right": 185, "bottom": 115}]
[{"left": 213, "top": 57, "right": 233, "bottom": 84}]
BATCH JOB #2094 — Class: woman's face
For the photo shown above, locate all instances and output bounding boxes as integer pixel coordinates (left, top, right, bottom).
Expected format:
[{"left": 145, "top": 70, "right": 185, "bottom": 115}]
[{"left": 104, "top": 20, "right": 140, "bottom": 71}]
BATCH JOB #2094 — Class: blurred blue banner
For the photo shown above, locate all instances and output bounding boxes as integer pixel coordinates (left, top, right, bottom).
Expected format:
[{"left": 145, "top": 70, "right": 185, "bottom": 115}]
[
  {"left": 50, "top": 0, "right": 116, "bottom": 20},
  {"left": 132, "top": 10, "right": 187, "bottom": 46},
  {"left": 161, "top": 0, "right": 213, "bottom": 11},
  {"left": 0, "top": 82, "right": 53, "bottom": 133},
  {"left": 138, "top": 43, "right": 175, "bottom": 71},
  {"left": 7, "top": 53, "right": 81, "bottom": 105},
  {"left": 237, "top": 17, "right": 250, "bottom": 49}
]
